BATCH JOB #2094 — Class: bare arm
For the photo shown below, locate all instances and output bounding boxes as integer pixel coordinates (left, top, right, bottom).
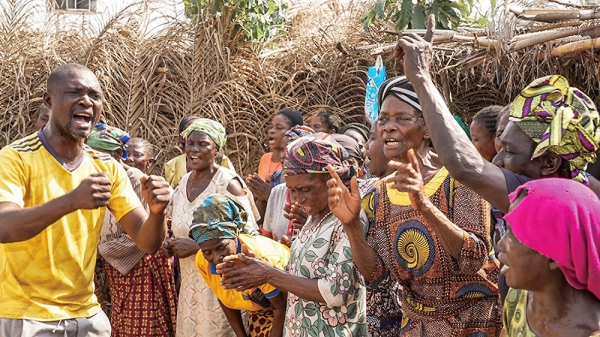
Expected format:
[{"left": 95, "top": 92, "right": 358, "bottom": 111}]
[
  {"left": 219, "top": 256, "right": 326, "bottom": 303},
  {"left": 268, "top": 293, "right": 287, "bottom": 337},
  {"left": 326, "top": 167, "right": 377, "bottom": 281},
  {"left": 0, "top": 173, "right": 113, "bottom": 243},
  {"left": 218, "top": 301, "right": 247, "bottom": 337},
  {"left": 388, "top": 149, "right": 490, "bottom": 272},
  {"left": 119, "top": 175, "right": 171, "bottom": 255},
  {"left": 396, "top": 15, "right": 511, "bottom": 213},
  {"left": 342, "top": 218, "right": 377, "bottom": 281},
  {"left": 0, "top": 198, "right": 77, "bottom": 243},
  {"left": 119, "top": 208, "right": 165, "bottom": 255}
]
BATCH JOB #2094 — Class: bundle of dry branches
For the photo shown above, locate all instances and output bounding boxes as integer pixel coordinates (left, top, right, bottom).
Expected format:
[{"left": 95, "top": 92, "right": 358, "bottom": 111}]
[{"left": 3, "top": 0, "right": 597, "bottom": 177}]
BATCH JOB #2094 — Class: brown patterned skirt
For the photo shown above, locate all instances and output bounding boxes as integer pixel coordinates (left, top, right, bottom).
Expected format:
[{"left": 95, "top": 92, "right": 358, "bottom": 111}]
[
  {"left": 103, "top": 254, "right": 178, "bottom": 337},
  {"left": 247, "top": 308, "right": 274, "bottom": 337}
]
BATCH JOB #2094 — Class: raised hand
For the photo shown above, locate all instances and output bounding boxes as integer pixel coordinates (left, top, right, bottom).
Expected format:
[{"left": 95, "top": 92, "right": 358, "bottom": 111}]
[
  {"left": 393, "top": 14, "right": 435, "bottom": 83},
  {"left": 141, "top": 175, "right": 171, "bottom": 215},
  {"left": 326, "top": 165, "right": 361, "bottom": 226},
  {"left": 283, "top": 202, "right": 307, "bottom": 230},
  {"left": 166, "top": 237, "right": 199, "bottom": 258},
  {"left": 384, "top": 148, "right": 427, "bottom": 210},
  {"left": 218, "top": 253, "right": 272, "bottom": 290},
  {"left": 245, "top": 174, "right": 272, "bottom": 201},
  {"left": 71, "top": 172, "right": 112, "bottom": 209},
  {"left": 273, "top": 234, "right": 292, "bottom": 248}
]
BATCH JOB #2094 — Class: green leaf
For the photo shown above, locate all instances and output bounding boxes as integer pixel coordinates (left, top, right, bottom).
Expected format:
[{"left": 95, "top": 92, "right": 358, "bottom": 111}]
[
  {"left": 374, "top": 0, "right": 387, "bottom": 18},
  {"left": 304, "top": 303, "right": 319, "bottom": 316},
  {"left": 302, "top": 317, "right": 312, "bottom": 330},
  {"left": 361, "top": 10, "right": 376, "bottom": 31},
  {"left": 354, "top": 286, "right": 362, "bottom": 299},
  {"left": 335, "top": 325, "right": 344, "bottom": 336},
  {"left": 304, "top": 250, "right": 317, "bottom": 262},
  {"left": 347, "top": 302, "right": 357, "bottom": 319},
  {"left": 341, "top": 263, "right": 353, "bottom": 275},
  {"left": 410, "top": 5, "right": 427, "bottom": 29},
  {"left": 312, "top": 238, "right": 328, "bottom": 249},
  {"left": 343, "top": 246, "right": 353, "bottom": 260},
  {"left": 329, "top": 252, "right": 339, "bottom": 263},
  {"left": 310, "top": 320, "right": 325, "bottom": 337},
  {"left": 323, "top": 325, "right": 335, "bottom": 337},
  {"left": 396, "top": 0, "right": 415, "bottom": 30},
  {"left": 295, "top": 302, "right": 303, "bottom": 317},
  {"left": 300, "top": 265, "right": 311, "bottom": 278}
]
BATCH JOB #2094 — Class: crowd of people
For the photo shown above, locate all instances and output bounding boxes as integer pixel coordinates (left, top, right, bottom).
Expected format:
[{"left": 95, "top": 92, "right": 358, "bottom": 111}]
[{"left": 0, "top": 15, "right": 599, "bottom": 337}]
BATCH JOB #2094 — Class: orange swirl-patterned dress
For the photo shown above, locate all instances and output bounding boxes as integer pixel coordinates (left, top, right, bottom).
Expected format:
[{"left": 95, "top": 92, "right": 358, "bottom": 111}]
[{"left": 363, "top": 167, "right": 502, "bottom": 337}]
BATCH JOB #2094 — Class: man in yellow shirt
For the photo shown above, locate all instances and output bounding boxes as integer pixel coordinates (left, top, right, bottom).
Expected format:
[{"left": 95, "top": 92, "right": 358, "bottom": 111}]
[{"left": 0, "top": 63, "right": 171, "bottom": 336}]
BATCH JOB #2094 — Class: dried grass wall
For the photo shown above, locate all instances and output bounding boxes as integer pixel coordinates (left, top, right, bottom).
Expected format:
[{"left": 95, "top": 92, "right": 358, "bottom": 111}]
[{"left": 0, "top": 0, "right": 517, "bottom": 177}]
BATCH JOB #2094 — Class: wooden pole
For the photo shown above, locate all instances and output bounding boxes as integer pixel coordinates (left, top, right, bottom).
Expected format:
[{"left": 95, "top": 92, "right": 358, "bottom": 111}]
[
  {"left": 508, "top": 24, "right": 600, "bottom": 52},
  {"left": 551, "top": 38, "right": 600, "bottom": 56}
]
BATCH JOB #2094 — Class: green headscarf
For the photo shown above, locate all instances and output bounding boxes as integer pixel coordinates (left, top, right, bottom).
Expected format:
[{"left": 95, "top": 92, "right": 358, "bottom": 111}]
[
  {"left": 188, "top": 193, "right": 248, "bottom": 245},
  {"left": 86, "top": 123, "right": 130, "bottom": 159},
  {"left": 181, "top": 118, "right": 227, "bottom": 150}
]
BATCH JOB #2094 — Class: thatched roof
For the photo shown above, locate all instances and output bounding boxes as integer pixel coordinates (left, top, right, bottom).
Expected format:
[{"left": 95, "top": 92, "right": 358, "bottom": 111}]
[{"left": 1, "top": 0, "right": 599, "bottom": 176}]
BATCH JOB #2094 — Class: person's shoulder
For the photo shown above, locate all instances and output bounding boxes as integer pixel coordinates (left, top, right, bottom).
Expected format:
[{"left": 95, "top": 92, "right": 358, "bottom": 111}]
[
  {"left": 270, "top": 183, "right": 288, "bottom": 196},
  {"left": 259, "top": 152, "right": 272, "bottom": 162},
  {"left": 5, "top": 132, "right": 42, "bottom": 155},
  {"left": 499, "top": 168, "right": 531, "bottom": 193},
  {"left": 165, "top": 154, "right": 185, "bottom": 167},
  {"left": 125, "top": 164, "right": 145, "bottom": 180},
  {"left": 239, "top": 234, "right": 288, "bottom": 252},
  {"left": 83, "top": 144, "right": 114, "bottom": 163}
]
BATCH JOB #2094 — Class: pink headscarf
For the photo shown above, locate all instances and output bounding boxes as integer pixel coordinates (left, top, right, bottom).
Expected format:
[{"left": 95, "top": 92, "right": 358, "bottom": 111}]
[{"left": 504, "top": 178, "right": 600, "bottom": 300}]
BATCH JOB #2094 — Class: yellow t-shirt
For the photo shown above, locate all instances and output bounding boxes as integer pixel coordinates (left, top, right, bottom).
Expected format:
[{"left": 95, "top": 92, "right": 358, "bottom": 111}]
[
  {"left": 164, "top": 153, "right": 237, "bottom": 188},
  {"left": 195, "top": 234, "right": 290, "bottom": 312},
  {"left": 0, "top": 132, "right": 142, "bottom": 320}
]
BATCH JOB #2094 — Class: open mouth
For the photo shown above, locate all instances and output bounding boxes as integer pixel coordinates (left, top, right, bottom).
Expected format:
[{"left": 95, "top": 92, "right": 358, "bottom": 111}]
[
  {"left": 72, "top": 112, "right": 92, "bottom": 128},
  {"left": 189, "top": 155, "right": 200, "bottom": 162},
  {"left": 268, "top": 137, "right": 276, "bottom": 144},
  {"left": 384, "top": 138, "right": 401, "bottom": 146}
]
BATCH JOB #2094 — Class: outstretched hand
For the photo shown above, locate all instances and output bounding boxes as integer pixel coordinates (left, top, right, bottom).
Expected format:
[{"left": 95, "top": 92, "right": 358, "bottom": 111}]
[
  {"left": 393, "top": 14, "right": 435, "bottom": 83},
  {"left": 283, "top": 202, "right": 307, "bottom": 230},
  {"left": 384, "top": 149, "right": 427, "bottom": 210},
  {"left": 326, "top": 165, "right": 361, "bottom": 226},
  {"left": 217, "top": 246, "right": 273, "bottom": 291}
]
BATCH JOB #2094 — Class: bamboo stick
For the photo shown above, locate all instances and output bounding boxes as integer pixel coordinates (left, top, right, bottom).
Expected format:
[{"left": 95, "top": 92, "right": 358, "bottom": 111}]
[
  {"left": 551, "top": 38, "right": 600, "bottom": 56},
  {"left": 529, "top": 21, "right": 585, "bottom": 32},
  {"left": 508, "top": 24, "right": 600, "bottom": 52},
  {"left": 548, "top": 0, "right": 583, "bottom": 9}
]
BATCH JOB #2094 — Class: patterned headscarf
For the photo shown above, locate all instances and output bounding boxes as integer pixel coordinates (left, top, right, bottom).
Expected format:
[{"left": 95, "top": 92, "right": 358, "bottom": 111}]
[
  {"left": 510, "top": 75, "right": 600, "bottom": 183},
  {"left": 188, "top": 193, "right": 249, "bottom": 245},
  {"left": 504, "top": 178, "right": 600, "bottom": 300},
  {"left": 87, "top": 123, "right": 130, "bottom": 160},
  {"left": 377, "top": 76, "right": 421, "bottom": 112},
  {"left": 283, "top": 136, "right": 355, "bottom": 185},
  {"left": 181, "top": 119, "right": 227, "bottom": 150},
  {"left": 284, "top": 125, "right": 315, "bottom": 141}
]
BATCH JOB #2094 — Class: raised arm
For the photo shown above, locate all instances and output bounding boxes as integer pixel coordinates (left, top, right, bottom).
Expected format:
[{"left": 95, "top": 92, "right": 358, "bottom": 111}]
[
  {"left": 326, "top": 166, "right": 378, "bottom": 281},
  {"left": 395, "top": 15, "right": 511, "bottom": 213},
  {"left": 119, "top": 175, "right": 171, "bottom": 254},
  {"left": 0, "top": 172, "right": 114, "bottom": 243}
]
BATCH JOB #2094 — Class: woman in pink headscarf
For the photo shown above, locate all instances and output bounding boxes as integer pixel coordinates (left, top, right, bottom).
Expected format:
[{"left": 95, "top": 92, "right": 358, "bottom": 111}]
[{"left": 498, "top": 178, "right": 600, "bottom": 337}]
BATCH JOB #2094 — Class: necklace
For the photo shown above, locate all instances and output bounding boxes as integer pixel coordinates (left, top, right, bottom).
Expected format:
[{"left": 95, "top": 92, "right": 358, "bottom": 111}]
[{"left": 309, "top": 211, "right": 333, "bottom": 233}]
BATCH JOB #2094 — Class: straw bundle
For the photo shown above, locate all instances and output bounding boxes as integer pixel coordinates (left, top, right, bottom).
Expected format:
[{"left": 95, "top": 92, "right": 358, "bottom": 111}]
[{"left": 2, "top": 0, "right": 599, "bottom": 177}]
